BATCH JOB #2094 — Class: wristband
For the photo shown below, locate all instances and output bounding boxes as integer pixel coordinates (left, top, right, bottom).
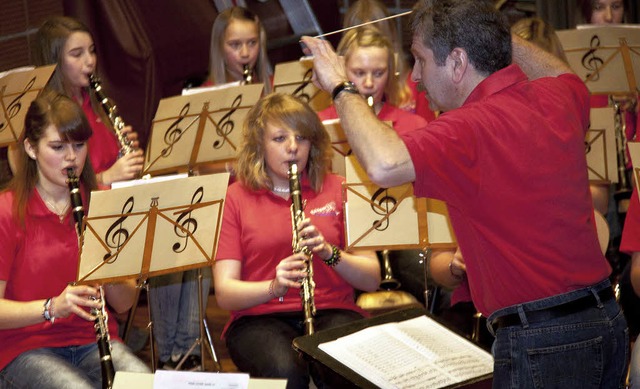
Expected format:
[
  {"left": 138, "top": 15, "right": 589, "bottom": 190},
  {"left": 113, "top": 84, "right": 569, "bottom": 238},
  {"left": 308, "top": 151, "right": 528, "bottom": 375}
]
[
  {"left": 331, "top": 81, "right": 359, "bottom": 101},
  {"left": 269, "top": 279, "right": 284, "bottom": 303},
  {"left": 43, "top": 297, "right": 55, "bottom": 324},
  {"left": 323, "top": 244, "right": 342, "bottom": 267}
]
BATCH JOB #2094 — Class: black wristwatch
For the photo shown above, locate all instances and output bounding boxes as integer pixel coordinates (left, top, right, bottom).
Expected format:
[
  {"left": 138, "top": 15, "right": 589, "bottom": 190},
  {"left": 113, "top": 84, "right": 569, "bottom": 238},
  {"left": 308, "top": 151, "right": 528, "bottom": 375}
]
[{"left": 331, "top": 81, "right": 359, "bottom": 101}]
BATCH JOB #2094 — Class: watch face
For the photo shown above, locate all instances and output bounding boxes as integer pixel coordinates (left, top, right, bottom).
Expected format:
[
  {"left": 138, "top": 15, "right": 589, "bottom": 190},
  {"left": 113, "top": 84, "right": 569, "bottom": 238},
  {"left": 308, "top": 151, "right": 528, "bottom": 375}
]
[{"left": 332, "top": 81, "right": 359, "bottom": 100}]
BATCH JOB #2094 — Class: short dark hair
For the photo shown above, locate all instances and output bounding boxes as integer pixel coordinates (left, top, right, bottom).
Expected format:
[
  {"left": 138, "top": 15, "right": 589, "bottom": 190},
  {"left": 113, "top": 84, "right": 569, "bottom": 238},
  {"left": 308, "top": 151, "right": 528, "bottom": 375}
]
[{"left": 411, "top": 0, "right": 512, "bottom": 75}]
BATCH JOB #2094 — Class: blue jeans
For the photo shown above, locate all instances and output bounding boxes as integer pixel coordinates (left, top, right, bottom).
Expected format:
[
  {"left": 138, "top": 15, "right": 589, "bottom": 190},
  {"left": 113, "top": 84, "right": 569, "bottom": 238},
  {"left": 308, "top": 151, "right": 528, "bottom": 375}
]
[
  {"left": 629, "top": 339, "right": 640, "bottom": 388},
  {"left": 226, "top": 309, "right": 363, "bottom": 389},
  {"left": 149, "top": 267, "right": 211, "bottom": 362},
  {"left": 487, "top": 279, "right": 628, "bottom": 389},
  {"left": 0, "top": 341, "right": 149, "bottom": 388}
]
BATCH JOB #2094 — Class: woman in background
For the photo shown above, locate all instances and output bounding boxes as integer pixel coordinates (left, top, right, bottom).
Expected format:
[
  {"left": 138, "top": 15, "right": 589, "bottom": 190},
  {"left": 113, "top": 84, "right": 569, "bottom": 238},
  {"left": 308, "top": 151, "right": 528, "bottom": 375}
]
[
  {"left": 214, "top": 93, "right": 380, "bottom": 388},
  {"left": 318, "top": 26, "right": 428, "bottom": 134},
  {"left": 342, "top": 0, "right": 435, "bottom": 121},
  {"left": 208, "top": 6, "right": 272, "bottom": 92},
  {"left": 33, "top": 16, "right": 144, "bottom": 188},
  {"left": 0, "top": 92, "right": 149, "bottom": 388}
]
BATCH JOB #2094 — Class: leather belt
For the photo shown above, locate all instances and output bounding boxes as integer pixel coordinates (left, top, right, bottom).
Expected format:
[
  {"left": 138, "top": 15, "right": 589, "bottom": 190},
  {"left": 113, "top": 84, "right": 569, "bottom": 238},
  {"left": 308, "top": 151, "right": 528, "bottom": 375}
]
[{"left": 491, "top": 287, "right": 615, "bottom": 331}]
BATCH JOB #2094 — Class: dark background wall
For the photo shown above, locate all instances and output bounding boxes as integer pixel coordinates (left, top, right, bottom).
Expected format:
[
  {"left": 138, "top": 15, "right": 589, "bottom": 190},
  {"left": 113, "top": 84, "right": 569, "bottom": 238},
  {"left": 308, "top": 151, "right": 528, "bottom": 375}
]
[{"left": 1, "top": 0, "right": 638, "bottom": 150}]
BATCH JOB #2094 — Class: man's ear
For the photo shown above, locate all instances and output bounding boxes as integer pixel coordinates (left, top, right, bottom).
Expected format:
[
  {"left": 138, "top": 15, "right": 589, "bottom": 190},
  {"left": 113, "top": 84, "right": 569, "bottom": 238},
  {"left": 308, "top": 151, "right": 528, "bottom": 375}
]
[{"left": 449, "top": 48, "right": 469, "bottom": 83}]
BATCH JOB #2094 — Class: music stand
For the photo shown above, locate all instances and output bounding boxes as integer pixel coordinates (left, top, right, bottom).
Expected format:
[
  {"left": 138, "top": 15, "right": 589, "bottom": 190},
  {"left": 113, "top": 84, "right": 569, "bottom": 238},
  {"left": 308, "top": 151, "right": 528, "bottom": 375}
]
[
  {"left": 292, "top": 307, "right": 493, "bottom": 389},
  {"left": 0, "top": 65, "right": 56, "bottom": 147},
  {"left": 77, "top": 173, "right": 229, "bottom": 371},
  {"left": 272, "top": 59, "right": 331, "bottom": 112},
  {"left": 557, "top": 25, "right": 640, "bottom": 95},
  {"left": 586, "top": 107, "right": 618, "bottom": 184},
  {"left": 324, "top": 120, "right": 457, "bottom": 309},
  {"left": 142, "top": 83, "right": 264, "bottom": 177}
]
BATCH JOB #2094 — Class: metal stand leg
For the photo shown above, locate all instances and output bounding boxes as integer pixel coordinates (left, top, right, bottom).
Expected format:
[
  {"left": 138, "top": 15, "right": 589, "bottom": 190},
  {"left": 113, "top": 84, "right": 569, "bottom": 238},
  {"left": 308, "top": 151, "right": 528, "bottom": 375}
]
[
  {"left": 144, "top": 280, "right": 156, "bottom": 372},
  {"left": 422, "top": 247, "right": 432, "bottom": 312},
  {"left": 122, "top": 279, "right": 155, "bottom": 371},
  {"left": 174, "top": 267, "right": 221, "bottom": 372}
]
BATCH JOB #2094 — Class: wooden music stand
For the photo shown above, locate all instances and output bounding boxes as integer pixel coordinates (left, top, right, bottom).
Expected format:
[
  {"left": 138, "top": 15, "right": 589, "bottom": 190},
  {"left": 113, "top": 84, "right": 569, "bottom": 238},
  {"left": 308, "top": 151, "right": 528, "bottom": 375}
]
[
  {"left": 341, "top": 154, "right": 457, "bottom": 304},
  {"left": 586, "top": 106, "right": 618, "bottom": 184},
  {"left": 77, "top": 173, "right": 229, "bottom": 372},
  {"left": 557, "top": 25, "right": 640, "bottom": 95},
  {"left": 0, "top": 65, "right": 56, "bottom": 147},
  {"left": 272, "top": 58, "right": 331, "bottom": 112},
  {"left": 142, "top": 83, "right": 264, "bottom": 177}
]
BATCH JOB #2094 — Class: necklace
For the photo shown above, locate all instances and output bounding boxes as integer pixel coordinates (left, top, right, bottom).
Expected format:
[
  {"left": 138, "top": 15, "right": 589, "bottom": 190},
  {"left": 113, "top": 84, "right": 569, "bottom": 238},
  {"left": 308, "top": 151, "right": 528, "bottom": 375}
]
[
  {"left": 37, "top": 185, "right": 70, "bottom": 223},
  {"left": 272, "top": 186, "right": 290, "bottom": 193}
]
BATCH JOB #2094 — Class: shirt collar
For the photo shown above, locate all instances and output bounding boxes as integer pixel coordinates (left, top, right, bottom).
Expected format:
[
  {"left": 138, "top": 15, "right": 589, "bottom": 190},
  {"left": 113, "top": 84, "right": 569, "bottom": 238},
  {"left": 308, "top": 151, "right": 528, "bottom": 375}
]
[{"left": 463, "top": 64, "right": 527, "bottom": 106}]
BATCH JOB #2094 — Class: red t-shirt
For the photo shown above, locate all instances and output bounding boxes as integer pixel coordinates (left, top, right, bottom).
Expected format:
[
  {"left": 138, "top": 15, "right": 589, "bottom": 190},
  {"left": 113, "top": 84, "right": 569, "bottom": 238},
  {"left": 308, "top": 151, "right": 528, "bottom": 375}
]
[
  {"left": 215, "top": 173, "right": 364, "bottom": 335},
  {"left": 0, "top": 190, "right": 120, "bottom": 371},
  {"left": 403, "top": 64, "right": 610, "bottom": 316},
  {"left": 318, "top": 102, "right": 429, "bottom": 135}
]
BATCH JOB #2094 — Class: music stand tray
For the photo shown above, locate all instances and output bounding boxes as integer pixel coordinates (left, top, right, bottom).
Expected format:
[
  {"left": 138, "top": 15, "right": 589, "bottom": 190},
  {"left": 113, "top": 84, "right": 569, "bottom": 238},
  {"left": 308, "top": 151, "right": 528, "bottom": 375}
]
[{"left": 293, "top": 307, "right": 492, "bottom": 389}]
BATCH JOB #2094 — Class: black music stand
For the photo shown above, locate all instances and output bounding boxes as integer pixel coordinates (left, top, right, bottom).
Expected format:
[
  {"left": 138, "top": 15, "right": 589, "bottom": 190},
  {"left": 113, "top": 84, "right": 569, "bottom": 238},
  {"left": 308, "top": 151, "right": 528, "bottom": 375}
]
[
  {"left": 293, "top": 307, "right": 492, "bottom": 389},
  {"left": 77, "top": 174, "right": 229, "bottom": 372}
]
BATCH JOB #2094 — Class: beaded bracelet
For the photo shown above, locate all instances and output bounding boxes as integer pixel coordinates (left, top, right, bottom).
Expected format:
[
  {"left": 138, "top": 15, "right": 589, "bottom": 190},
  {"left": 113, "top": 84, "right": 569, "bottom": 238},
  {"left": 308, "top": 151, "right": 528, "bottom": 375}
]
[
  {"left": 42, "top": 297, "right": 55, "bottom": 324},
  {"left": 323, "top": 244, "right": 342, "bottom": 268}
]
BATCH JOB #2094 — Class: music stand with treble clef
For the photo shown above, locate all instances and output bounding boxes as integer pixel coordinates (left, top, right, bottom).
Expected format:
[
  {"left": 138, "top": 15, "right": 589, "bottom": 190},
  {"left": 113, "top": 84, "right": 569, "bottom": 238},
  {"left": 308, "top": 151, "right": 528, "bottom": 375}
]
[
  {"left": 76, "top": 173, "right": 229, "bottom": 372},
  {"left": 0, "top": 65, "right": 56, "bottom": 147},
  {"left": 339, "top": 151, "right": 457, "bottom": 312},
  {"left": 273, "top": 58, "right": 332, "bottom": 112},
  {"left": 557, "top": 25, "right": 640, "bottom": 95},
  {"left": 141, "top": 83, "right": 264, "bottom": 177}
]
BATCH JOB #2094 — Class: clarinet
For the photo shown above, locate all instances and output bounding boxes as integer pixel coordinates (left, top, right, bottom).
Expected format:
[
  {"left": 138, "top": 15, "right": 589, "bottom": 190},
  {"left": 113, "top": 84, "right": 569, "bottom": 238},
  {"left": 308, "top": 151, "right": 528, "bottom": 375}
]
[
  {"left": 242, "top": 64, "right": 253, "bottom": 84},
  {"left": 67, "top": 168, "right": 115, "bottom": 389},
  {"left": 288, "top": 162, "right": 316, "bottom": 335},
  {"left": 88, "top": 74, "right": 135, "bottom": 157}
]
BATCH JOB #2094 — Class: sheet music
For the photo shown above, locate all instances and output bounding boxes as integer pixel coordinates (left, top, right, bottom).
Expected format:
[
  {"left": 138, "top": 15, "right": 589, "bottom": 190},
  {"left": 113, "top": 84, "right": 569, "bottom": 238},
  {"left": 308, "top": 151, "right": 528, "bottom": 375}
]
[{"left": 318, "top": 315, "right": 493, "bottom": 389}]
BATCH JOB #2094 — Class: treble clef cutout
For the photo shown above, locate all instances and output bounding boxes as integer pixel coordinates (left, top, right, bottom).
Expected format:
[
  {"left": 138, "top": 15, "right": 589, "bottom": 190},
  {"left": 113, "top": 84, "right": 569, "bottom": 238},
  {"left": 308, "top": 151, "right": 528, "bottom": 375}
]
[
  {"left": 581, "top": 35, "right": 604, "bottom": 82},
  {"left": 213, "top": 94, "right": 242, "bottom": 149},
  {"left": 370, "top": 188, "right": 396, "bottom": 231},
  {"left": 0, "top": 77, "right": 36, "bottom": 134},
  {"left": 103, "top": 196, "right": 135, "bottom": 263},
  {"left": 291, "top": 68, "right": 313, "bottom": 103},
  {"left": 172, "top": 187, "right": 204, "bottom": 253},
  {"left": 161, "top": 103, "right": 191, "bottom": 158}
]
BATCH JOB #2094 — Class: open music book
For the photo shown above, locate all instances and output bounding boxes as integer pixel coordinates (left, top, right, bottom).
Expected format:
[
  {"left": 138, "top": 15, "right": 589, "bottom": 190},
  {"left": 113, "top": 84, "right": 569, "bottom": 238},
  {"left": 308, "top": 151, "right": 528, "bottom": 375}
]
[{"left": 318, "top": 315, "right": 493, "bottom": 389}]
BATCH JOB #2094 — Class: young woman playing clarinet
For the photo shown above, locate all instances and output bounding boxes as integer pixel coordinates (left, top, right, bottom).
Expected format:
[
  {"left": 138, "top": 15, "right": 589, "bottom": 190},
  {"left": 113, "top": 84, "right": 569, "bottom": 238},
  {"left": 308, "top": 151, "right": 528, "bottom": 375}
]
[
  {"left": 214, "top": 92, "right": 380, "bottom": 388},
  {"left": 0, "top": 92, "right": 149, "bottom": 388},
  {"left": 32, "top": 16, "right": 145, "bottom": 189}
]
